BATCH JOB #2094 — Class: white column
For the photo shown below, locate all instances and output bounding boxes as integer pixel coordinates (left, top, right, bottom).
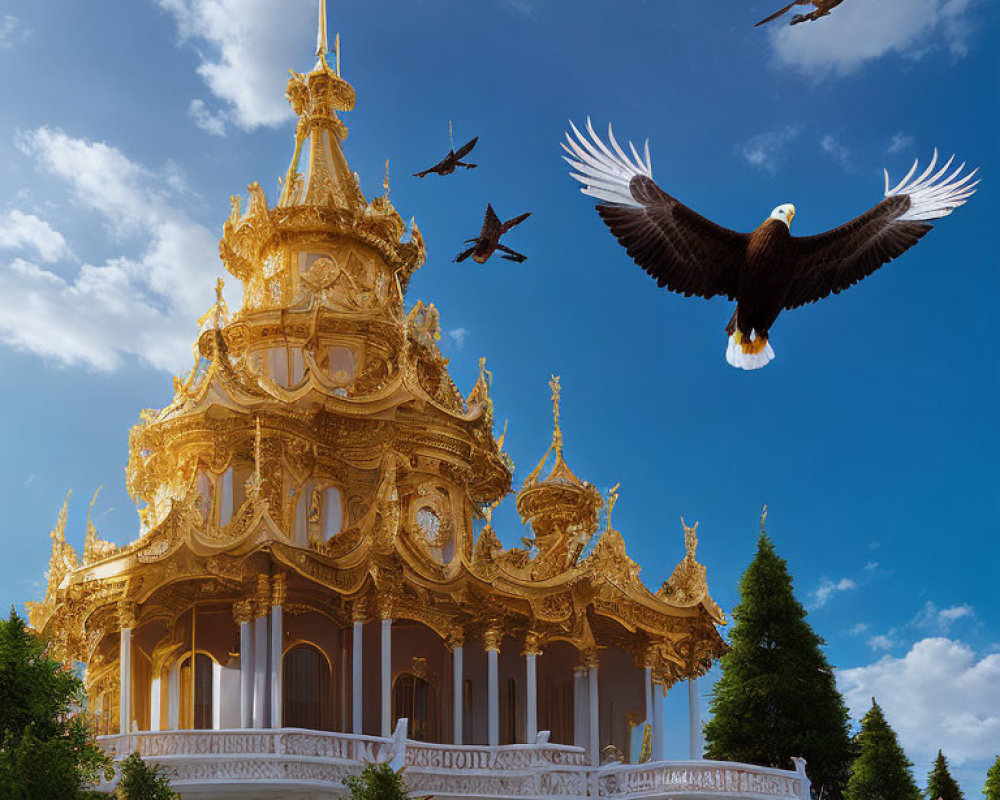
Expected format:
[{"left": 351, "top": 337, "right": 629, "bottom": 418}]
[
  {"left": 452, "top": 643, "right": 463, "bottom": 745},
  {"left": 150, "top": 675, "right": 161, "bottom": 731},
  {"left": 119, "top": 627, "right": 132, "bottom": 734},
  {"left": 644, "top": 667, "right": 653, "bottom": 730},
  {"left": 352, "top": 620, "right": 363, "bottom": 734},
  {"left": 168, "top": 663, "right": 180, "bottom": 730},
  {"left": 588, "top": 664, "right": 599, "bottom": 766},
  {"left": 525, "top": 652, "right": 538, "bottom": 743},
  {"left": 652, "top": 681, "right": 666, "bottom": 761},
  {"left": 253, "top": 612, "right": 268, "bottom": 728},
  {"left": 211, "top": 660, "right": 222, "bottom": 730},
  {"left": 573, "top": 666, "right": 588, "bottom": 748},
  {"left": 270, "top": 604, "right": 283, "bottom": 728},
  {"left": 239, "top": 619, "right": 253, "bottom": 728},
  {"left": 688, "top": 677, "right": 702, "bottom": 759},
  {"left": 380, "top": 618, "right": 392, "bottom": 737},
  {"left": 486, "top": 635, "right": 500, "bottom": 747}
]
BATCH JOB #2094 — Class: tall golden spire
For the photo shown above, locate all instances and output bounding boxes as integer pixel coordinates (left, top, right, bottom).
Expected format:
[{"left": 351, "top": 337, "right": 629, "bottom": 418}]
[
  {"left": 549, "top": 374, "right": 563, "bottom": 455},
  {"left": 316, "top": 0, "right": 328, "bottom": 59}
]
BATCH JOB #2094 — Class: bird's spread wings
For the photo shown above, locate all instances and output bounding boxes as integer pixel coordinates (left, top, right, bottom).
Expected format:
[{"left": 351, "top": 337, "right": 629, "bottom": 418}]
[
  {"left": 481, "top": 204, "right": 502, "bottom": 239},
  {"left": 501, "top": 211, "right": 531, "bottom": 233},
  {"left": 755, "top": 0, "right": 807, "bottom": 27},
  {"left": 564, "top": 119, "right": 747, "bottom": 300},
  {"left": 454, "top": 137, "right": 478, "bottom": 160},
  {"left": 783, "top": 151, "right": 979, "bottom": 309}
]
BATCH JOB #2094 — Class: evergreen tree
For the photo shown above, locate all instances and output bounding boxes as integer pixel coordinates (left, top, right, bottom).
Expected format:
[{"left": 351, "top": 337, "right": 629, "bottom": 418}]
[
  {"left": 984, "top": 756, "right": 1000, "bottom": 800},
  {"left": 926, "top": 750, "right": 963, "bottom": 800},
  {"left": 704, "top": 515, "right": 854, "bottom": 799},
  {"left": 0, "top": 608, "right": 112, "bottom": 799},
  {"left": 844, "top": 699, "right": 920, "bottom": 800},
  {"left": 344, "top": 762, "right": 414, "bottom": 800},
  {"left": 116, "top": 752, "right": 179, "bottom": 800}
]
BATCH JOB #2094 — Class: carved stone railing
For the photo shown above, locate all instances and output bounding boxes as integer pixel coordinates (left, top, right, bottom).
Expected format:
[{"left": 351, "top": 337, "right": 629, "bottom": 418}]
[{"left": 97, "top": 728, "right": 810, "bottom": 800}]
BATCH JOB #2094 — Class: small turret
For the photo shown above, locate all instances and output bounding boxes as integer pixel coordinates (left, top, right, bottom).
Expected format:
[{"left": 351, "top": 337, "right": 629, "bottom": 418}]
[{"left": 516, "top": 376, "right": 602, "bottom": 576}]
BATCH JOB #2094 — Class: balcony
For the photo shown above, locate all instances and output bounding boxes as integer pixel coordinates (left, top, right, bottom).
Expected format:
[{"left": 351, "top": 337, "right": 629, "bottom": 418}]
[{"left": 98, "top": 723, "right": 811, "bottom": 800}]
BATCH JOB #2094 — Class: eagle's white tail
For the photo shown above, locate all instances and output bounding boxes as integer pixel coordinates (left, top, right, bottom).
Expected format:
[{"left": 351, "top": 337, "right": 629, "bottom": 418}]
[{"left": 726, "top": 330, "right": 775, "bottom": 370}]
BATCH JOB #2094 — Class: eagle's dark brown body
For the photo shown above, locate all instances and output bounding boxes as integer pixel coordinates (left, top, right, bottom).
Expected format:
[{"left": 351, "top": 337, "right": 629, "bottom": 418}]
[
  {"left": 735, "top": 219, "right": 794, "bottom": 341},
  {"left": 414, "top": 137, "right": 479, "bottom": 178}
]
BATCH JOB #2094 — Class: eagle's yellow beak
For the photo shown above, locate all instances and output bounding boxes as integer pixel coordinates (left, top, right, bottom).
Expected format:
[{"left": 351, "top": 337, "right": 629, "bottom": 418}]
[{"left": 787, "top": 206, "right": 796, "bottom": 223}]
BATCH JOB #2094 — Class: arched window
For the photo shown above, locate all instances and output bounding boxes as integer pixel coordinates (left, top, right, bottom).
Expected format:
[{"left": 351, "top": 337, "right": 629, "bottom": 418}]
[
  {"left": 393, "top": 672, "right": 439, "bottom": 742},
  {"left": 178, "top": 653, "right": 214, "bottom": 730},
  {"left": 283, "top": 644, "right": 333, "bottom": 731}
]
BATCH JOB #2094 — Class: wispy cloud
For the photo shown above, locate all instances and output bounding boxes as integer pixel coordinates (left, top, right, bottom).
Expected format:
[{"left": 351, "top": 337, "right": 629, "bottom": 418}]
[
  {"left": 188, "top": 99, "right": 228, "bottom": 137},
  {"left": 867, "top": 633, "right": 898, "bottom": 651},
  {"left": 0, "top": 210, "right": 74, "bottom": 263},
  {"left": 0, "top": 15, "right": 21, "bottom": 48},
  {"left": 914, "top": 601, "right": 976, "bottom": 632},
  {"left": 0, "top": 127, "right": 224, "bottom": 372},
  {"left": 810, "top": 576, "right": 856, "bottom": 609},
  {"left": 736, "top": 126, "right": 800, "bottom": 175},
  {"left": 447, "top": 327, "right": 468, "bottom": 349},
  {"left": 821, "top": 133, "right": 852, "bottom": 170},
  {"left": 769, "top": 0, "right": 977, "bottom": 77},
  {"left": 158, "top": 0, "right": 313, "bottom": 131},
  {"left": 888, "top": 132, "right": 915, "bottom": 154},
  {"left": 849, "top": 622, "right": 870, "bottom": 636}
]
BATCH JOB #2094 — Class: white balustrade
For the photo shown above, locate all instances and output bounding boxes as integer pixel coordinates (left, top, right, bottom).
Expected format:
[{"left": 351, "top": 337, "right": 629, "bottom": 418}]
[{"left": 96, "top": 730, "right": 809, "bottom": 800}]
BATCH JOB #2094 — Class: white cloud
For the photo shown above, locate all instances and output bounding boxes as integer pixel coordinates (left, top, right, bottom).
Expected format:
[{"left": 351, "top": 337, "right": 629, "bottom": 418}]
[
  {"left": 769, "top": 0, "right": 976, "bottom": 77},
  {"left": 737, "top": 126, "right": 800, "bottom": 175},
  {"left": 0, "top": 128, "right": 224, "bottom": 372},
  {"left": 867, "top": 633, "right": 898, "bottom": 651},
  {"left": 849, "top": 622, "right": 870, "bottom": 636},
  {"left": 839, "top": 638, "right": 1000, "bottom": 769},
  {"left": 888, "top": 132, "right": 915, "bottom": 154},
  {"left": 447, "top": 327, "right": 468, "bottom": 349},
  {"left": 158, "top": 0, "right": 314, "bottom": 131},
  {"left": 810, "top": 576, "right": 856, "bottom": 609},
  {"left": 914, "top": 601, "right": 976, "bottom": 632},
  {"left": 0, "top": 15, "right": 23, "bottom": 48},
  {"left": 821, "top": 133, "right": 852, "bottom": 169},
  {"left": 0, "top": 210, "right": 73, "bottom": 263},
  {"left": 188, "top": 99, "right": 228, "bottom": 136}
]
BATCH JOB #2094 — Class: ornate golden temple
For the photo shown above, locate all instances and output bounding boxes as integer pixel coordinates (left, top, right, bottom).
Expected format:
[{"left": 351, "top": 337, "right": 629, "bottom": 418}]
[{"left": 27, "top": 5, "right": 726, "bottom": 770}]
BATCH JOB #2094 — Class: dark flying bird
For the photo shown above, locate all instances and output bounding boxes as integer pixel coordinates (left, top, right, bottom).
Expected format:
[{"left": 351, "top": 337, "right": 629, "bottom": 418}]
[
  {"left": 563, "top": 120, "right": 978, "bottom": 370},
  {"left": 455, "top": 204, "right": 531, "bottom": 264},
  {"left": 414, "top": 122, "right": 479, "bottom": 178},
  {"left": 755, "top": 0, "right": 846, "bottom": 26}
]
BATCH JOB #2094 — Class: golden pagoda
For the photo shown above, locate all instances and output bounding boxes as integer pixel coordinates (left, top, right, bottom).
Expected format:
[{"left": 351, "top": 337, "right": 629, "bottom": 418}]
[{"left": 27, "top": 4, "right": 730, "bottom": 784}]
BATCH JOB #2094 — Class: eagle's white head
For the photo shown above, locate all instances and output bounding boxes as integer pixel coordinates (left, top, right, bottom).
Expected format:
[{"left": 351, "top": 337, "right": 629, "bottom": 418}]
[{"left": 770, "top": 203, "right": 796, "bottom": 229}]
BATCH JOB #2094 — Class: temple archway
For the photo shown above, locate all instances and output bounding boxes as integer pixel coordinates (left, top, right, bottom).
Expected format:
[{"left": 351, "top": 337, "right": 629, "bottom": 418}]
[
  {"left": 283, "top": 643, "right": 334, "bottom": 730},
  {"left": 393, "top": 670, "right": 439, "bottom": 742}
]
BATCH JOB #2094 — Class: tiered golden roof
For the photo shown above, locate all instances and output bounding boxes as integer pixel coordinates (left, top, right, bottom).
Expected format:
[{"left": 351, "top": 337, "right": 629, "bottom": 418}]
[{"left": 28, "top": 11, "right": 725, "bottom": 697}]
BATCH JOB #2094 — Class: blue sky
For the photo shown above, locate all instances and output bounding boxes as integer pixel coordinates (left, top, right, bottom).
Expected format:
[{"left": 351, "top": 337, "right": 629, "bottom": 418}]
[{"left": 0, "top": 0, "right": 997, "bottom": 793}]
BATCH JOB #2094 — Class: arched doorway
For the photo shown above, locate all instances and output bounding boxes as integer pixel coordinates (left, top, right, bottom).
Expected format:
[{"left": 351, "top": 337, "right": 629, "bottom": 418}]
[
  {"left": 283, "top": 643, "right": 333, "bottom": 730},
  {"left": 393, "top": 671, "right": 439, "bottom": 742},
  {"left": 178, "top": 652, "right": 214, "bottom": 730}
]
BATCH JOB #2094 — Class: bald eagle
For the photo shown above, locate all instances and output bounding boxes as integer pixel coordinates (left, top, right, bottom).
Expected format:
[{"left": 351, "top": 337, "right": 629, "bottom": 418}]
[
  {"left": 755, "top": 0, "right": 846, "bottom": 27},
  {"left": 563, "top": 120, "right": 978, "bottom": 370}
]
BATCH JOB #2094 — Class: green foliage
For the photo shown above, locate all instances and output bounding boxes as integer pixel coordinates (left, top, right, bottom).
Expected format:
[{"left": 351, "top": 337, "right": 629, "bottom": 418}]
[
  {"left": 0, "top": 608, "right": 112, "bottom": 799},
  {"left": 844, "top": 699, "right": 920, "bottom": 800},
  {"left": 983, "top": 756, "right": 1000, "bottom": 800},
  {"left": 343, "top": 762, "right": 413, "bottom": 800},
  {"left": 925, "top": 750, "right": 963, "bottom": 800},
  {"left": 116, "top": 752, "right": 179, "bottom": 800},
  {"left": 703, "top": 531, "right": 854, "bottom": 799}
]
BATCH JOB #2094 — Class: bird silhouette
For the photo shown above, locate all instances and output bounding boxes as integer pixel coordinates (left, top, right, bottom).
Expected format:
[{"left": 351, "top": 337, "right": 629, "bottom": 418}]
[
  {"left": 755, "top": 0, "right": 846, "bottom": 26},
  {"left": 454, "top": 204, "right": 531, "bottom": 264},
  {"left": 414, "top": 122, "right": 479, "bottom": 178}
]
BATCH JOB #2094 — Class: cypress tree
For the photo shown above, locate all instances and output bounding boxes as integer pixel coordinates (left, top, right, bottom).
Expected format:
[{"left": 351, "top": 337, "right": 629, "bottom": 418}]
[
  {"left": 984, "top": 756, "right": 1000, "bottom": 800},
  {"left": 926, "top": 750, "right": 963, "bottom": 800},
  {"left": 844, "top": 699, "right": 920, "bottom": 800},
  {"left": 703, "top": 511, "right": 854, "bottom": 799}
]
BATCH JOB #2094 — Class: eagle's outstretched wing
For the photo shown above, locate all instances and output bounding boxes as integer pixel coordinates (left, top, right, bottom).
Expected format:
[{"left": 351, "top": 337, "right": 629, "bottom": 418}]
[
  {"left": 564, "top": 119, "right": 747, "bottom": 300},
  {"left": 754, "top": 0, "right": 807, "bottom": 27},
  {"left": 784, "top": 151, "right": 979, "bottom": 309},
  {"left": 454, "top": 137, "right": 478, "bottom": 160}
]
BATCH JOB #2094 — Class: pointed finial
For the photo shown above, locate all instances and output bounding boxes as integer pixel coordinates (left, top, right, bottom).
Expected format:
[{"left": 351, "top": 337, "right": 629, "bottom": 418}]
[
  {"left": 681, "top": 516, "right": 699, "bottom": 559},
  {"left": 607, "top": 483, "right": 621, "bottom": 530},
  {"left": 549, "top": 374, "right": 562, "bottom": 454},
  {"left": 760, "top": 504, "right": 768, "bottom": 534},
  {"left": 51, "top": 490, "right": 72, "bottom": 543},
  {"left": 383, "top": 157, "right": 390, "bottom": 195},
  {"left": 316, "top": 0, "right": 328, "bottom": 58},
  {"left": 335, "top": 32, "right": 341, "bottom": 76},
  {"left": 496, "top": 418, "right": 508, "bottom": 450}
]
